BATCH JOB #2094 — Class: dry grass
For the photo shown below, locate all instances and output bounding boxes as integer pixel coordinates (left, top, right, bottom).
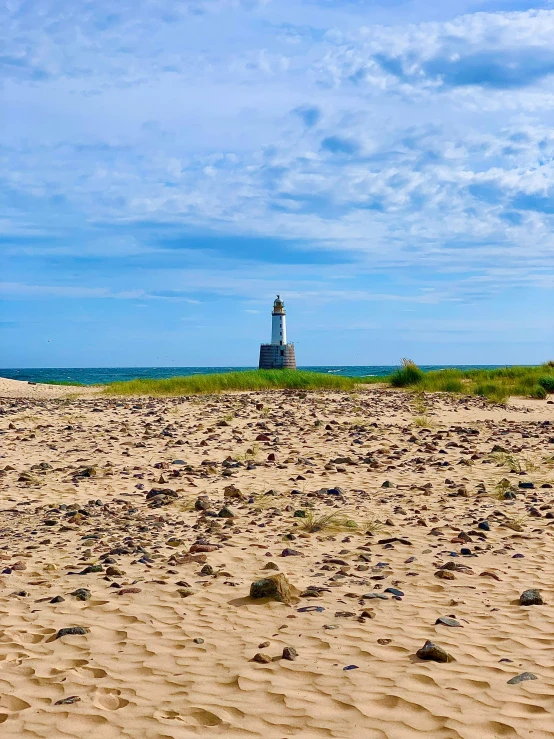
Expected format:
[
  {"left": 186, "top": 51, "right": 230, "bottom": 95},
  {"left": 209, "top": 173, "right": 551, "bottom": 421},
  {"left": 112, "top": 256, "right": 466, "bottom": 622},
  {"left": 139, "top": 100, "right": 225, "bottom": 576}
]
[
  {"left": 491, "top": 451, "right": 538, "bottom": 474},
  {"left": 296, "top": 510, "right": 358, "bottom": 534},
  {"left": 414, "top": 415, "right": 434, "bottom": 428},
  {"left": 504, "top": 514, "right": 528, "bottom": 532},
  {"left": 489, "top": 478, "right": 515, "bottom": 501},
  {"left": 363, "top": 516, "right": 386, "bottom": 534}
]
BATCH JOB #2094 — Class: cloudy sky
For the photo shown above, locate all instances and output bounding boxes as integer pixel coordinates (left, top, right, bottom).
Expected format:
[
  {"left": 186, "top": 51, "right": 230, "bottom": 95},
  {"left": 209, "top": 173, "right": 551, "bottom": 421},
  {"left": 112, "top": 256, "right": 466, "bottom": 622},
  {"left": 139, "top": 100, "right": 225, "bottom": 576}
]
[{"left": 2, "top": 0, "right": 553, "bottom": 367}]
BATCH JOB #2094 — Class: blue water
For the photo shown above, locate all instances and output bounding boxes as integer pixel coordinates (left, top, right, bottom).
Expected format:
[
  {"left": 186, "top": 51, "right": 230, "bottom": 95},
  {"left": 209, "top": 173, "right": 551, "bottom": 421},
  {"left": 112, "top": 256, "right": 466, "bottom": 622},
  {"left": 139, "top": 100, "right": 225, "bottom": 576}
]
[{"left": 0, "top": 366, "right": 506, "bottom": 386}]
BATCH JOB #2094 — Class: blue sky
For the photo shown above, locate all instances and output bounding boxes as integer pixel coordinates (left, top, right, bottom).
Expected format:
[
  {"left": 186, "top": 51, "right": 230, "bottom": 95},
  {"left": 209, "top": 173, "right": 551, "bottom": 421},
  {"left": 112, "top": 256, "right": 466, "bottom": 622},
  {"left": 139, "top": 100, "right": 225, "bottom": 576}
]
[{"left": 1, "top": 0, "right": 553, "bottom": 367}]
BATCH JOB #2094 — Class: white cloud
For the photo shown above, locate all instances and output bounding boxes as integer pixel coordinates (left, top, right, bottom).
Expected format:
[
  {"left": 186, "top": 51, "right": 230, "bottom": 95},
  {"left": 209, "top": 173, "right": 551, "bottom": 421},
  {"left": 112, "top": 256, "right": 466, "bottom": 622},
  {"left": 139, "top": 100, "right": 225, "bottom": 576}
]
[{"left": 2, "top": 0, "right": 554, "bottom": 294}]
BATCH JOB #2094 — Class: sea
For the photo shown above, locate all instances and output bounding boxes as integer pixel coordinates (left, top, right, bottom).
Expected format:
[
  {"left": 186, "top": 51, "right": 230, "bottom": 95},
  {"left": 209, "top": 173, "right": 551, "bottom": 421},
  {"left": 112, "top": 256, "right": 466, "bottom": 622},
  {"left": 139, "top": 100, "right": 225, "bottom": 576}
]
[{"left": 0, "top": 366, "right": 505, "bottom": 386}]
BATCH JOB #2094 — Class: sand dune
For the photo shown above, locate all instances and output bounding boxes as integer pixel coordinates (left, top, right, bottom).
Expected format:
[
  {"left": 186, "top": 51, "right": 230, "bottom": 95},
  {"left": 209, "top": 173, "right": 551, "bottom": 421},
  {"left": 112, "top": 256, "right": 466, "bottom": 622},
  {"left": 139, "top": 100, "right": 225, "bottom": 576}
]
[
  {"left": 0, "top": 385, "right": 553, "bottom": 738},
  {"left": 0, "top": 378, "right": 97, "bottom": 399}
]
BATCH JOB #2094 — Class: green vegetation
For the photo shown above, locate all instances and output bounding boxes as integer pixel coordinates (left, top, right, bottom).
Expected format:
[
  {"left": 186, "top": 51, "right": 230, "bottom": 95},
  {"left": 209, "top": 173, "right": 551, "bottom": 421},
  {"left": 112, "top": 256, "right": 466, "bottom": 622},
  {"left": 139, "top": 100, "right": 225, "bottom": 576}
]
[
  {"left": 103, "top": 369, "right": 364, "bottom": 396},
  {"left": 295, "top": 510, "right": 358, "bottom": 534},
  {"left": 101, "top": 361, "right": 554, "bottom": 403},
  {"left": 379, "top": 360, "right": 554, "bottom": 404},
  {"left": 390, "top": 359, "right": 424, "bottom": 387}
]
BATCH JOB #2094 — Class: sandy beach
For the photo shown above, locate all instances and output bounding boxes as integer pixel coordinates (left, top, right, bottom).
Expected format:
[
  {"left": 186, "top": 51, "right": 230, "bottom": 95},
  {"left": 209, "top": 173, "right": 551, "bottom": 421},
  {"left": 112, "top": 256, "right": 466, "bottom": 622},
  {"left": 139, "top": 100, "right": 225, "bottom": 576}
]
[{"left": 0, "top": 381, "right": 553, "bottom": 738}]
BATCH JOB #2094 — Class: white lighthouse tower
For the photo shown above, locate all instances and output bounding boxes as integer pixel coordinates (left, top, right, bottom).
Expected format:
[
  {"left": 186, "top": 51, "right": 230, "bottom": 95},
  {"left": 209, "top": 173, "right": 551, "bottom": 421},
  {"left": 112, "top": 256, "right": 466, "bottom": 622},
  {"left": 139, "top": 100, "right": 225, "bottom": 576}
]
[
  {"left": 271, "top": 295, "right": 287, "bottom": 345},
  {"left": 259, "top": 295, "right": 297, "bottom": 369}
]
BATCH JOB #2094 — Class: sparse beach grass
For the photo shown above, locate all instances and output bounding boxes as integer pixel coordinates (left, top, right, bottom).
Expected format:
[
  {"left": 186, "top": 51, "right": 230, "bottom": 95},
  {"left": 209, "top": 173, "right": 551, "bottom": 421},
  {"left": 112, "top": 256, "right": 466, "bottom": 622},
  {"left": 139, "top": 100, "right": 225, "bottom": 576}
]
[
  {"left": 296, "top": 510, "right": 359, "bottom": 534},
  {"left": 100, "top": 362, "right": 554, "bottom": 402},
  {"left": 103, "top": 369, "right": 362, "bottom": 395},
  {"left": 380, "top": 359, "right": 554, "bottom": 403}
]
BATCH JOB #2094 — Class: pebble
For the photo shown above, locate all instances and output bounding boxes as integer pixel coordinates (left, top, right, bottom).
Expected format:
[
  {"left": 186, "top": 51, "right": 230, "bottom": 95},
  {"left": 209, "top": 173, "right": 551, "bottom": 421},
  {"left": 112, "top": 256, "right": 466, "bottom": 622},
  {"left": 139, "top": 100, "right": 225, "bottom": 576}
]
[
  {"left": 252, "top": 652, "right": 272, "bottom": 664},
  {"left": 507, "top": 672, "right": 538, "bottom": 684},
  {"left": 282, "top": 646, "right": 297, "bottom": 661},
  {"left": 384, "top": 587, "right": 404, "bottom": 597},
  {"left": 55, "top": 626, "right": 90, "bottom": 639},
  {"left": 435, "top": 616, "right": 462, "bottom": 628},
  {"left": 520, "top": 589, "right": 544, "bottom": 606},
  {"left": 70, "top": 588, "right": 91, "bottom": 601},
  {"left": 250, "top": 573, "right": 293, "bottom": 603},
  {"left": 416, "top": 640, "right": 451, "bottom": 663}
]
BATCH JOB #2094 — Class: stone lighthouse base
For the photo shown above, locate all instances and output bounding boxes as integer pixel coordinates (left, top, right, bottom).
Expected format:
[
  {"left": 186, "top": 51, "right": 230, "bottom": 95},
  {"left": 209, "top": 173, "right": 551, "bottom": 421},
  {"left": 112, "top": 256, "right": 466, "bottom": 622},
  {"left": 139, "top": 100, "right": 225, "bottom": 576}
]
[{"left": 258, "top": 344, "right": 296, "bottom": 370}]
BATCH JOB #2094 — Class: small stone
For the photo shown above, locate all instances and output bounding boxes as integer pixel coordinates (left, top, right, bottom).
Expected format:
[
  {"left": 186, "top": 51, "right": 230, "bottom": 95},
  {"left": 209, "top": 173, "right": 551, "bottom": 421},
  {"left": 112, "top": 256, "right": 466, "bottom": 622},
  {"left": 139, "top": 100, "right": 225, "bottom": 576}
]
[
  {"left": 258, "top": 641, "right": 270, "bottom": 648},
  {"left": 50, "top": 596, "right": 65, "bottom": 603},
  {"left": 106, "top": 566, "right": 124, "bottom": 577},
  {"left": 252, "top": 652, "right": 272, "bottom": 664},
  {"left": 435, "top": 616, "right": 462, "bottom": 628},
  {"left": 480, "top": 571, "right": 501, "bottom": 581},
  {"left": 359, "top": 609, "right": 376, "bottom": 620},
  {"left": 224, "top": 485, "right": 244, "bottom": 500},
  {"left": 416, "top": 640, "right": 451, "bottom": 663},
  {"left": 507, "top": 672, "right": 538, "bottom": 684},
  {"left": 217, "top": 506, "right": 236, "bottom": 518},
  {"left": 55, "top": 696, "right": 81, "bottom": 705},
  {"left": 250, "top": 573, "right": 294, "bottom": 603},
  {"left": 282, "top": 646, "right": 297, "bottom": 661},
  {"left": 520, "top": 589, "right": 544, "bottom": 606},
  {"left": 55, "top": 626, "right": 90, "bottom": 639},
  {"left": 193, "top": 638, "right": 205, "bottom": 644},
  {"left": 118, "top": 588, "right": 142, "bottom": 595},
  {"left": 70, "top": 588, "right": 91, "bottom": 601},
  {"left": 263, "top": 561, "right": 279, "bottom": 570},
  {"left": 384, "top": 587, "right": 404, "bottom": 597},
  {"left": 435, "top": 570, "right": 456, "bottom": 580}
]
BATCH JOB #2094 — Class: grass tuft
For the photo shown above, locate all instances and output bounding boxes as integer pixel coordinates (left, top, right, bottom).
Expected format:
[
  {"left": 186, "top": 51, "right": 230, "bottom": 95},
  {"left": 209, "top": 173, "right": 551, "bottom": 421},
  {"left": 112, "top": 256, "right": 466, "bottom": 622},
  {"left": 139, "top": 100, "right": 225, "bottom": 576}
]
[
  {"left": 389, "top": 359, "right": 424, "bottom": 388},
  {"left": 296, "top": 510, "right": 358, "bottom": 534}
]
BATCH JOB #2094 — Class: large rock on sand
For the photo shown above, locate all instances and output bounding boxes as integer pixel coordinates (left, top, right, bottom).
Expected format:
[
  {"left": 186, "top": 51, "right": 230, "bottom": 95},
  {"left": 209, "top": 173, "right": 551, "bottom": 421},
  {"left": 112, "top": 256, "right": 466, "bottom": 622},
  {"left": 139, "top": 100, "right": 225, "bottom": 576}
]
[
  {"left": 520, "top": 589, "right": 544, "bottom": 606},
  {"left": 250, "top": 574, "right": 295, "bottom": 603},
  {"left": 416, "top": 640, "right": 452, "bottom": 663}
]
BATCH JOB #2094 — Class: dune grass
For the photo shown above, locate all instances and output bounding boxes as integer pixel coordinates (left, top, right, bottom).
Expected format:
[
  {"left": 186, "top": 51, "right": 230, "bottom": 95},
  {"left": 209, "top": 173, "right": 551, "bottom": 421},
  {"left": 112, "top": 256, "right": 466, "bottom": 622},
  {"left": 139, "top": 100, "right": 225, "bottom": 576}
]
[
  {"left": 102, "top": 361, "right": 554, "bottom": 403},
  {"left": 103, "top": 369, "right": 361, "bottom": 396},
  {"left": 381, "top": 359, "right": 554, "bottom": 403}
]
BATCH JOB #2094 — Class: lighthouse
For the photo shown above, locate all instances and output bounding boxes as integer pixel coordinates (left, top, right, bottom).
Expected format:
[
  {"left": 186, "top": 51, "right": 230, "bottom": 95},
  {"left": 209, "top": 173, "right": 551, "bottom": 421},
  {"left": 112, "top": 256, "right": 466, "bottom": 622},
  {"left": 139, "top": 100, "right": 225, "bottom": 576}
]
[{"left": 258, "top": 295, "right": 297, "bottom": 369}]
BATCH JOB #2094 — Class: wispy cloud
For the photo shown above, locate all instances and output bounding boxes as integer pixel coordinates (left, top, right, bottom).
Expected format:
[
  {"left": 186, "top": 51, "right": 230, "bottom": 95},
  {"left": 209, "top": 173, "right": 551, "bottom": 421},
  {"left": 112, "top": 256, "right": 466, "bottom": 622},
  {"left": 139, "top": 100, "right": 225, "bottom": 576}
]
[{"left": 1, "top": 0, "right": 553, "bottom": 364}]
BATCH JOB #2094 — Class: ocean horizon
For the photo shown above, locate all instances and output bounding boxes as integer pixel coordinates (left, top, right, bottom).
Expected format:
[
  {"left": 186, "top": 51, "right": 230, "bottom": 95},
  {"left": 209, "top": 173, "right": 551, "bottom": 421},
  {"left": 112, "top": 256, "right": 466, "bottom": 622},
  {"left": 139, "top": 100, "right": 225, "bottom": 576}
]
[{"left": 0, "top": 365, "right": 514, "bottom": 386}]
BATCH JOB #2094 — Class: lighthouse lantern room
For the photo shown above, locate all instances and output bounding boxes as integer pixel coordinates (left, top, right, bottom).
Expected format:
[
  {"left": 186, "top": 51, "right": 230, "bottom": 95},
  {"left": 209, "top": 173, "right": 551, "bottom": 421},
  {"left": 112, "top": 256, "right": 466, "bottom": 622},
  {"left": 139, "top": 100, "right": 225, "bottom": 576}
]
[{"left": 258, "top": 295, "right": 297, "bottom": 369}]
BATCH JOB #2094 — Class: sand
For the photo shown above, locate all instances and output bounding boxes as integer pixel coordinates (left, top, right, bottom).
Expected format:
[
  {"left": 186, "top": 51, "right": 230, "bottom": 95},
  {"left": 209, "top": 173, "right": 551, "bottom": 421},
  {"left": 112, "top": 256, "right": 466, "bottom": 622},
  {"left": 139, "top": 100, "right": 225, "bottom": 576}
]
[
  {"left": 0, "top": 382, "right": 553, "bottom": 738},
  {"left": 0, "top": 378, "right": 98, "bottom": 399}
]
